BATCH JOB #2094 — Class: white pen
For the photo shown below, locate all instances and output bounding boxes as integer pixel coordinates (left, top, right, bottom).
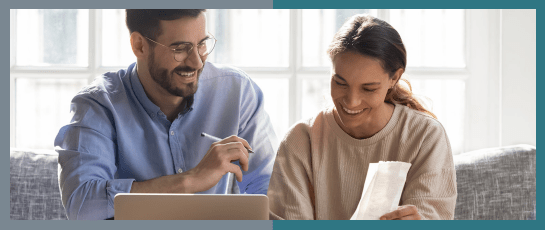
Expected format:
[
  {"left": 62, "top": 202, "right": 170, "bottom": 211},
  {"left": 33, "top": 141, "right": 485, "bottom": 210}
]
[{"left": 200, "top": 132, "right": 254, "bottom": 153}]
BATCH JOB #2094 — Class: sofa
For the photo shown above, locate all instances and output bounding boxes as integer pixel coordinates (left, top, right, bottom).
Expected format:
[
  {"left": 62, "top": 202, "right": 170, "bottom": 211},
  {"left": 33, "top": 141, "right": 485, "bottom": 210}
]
[{"left": 10, "top": 145, "right": 536, "bottom": 220}]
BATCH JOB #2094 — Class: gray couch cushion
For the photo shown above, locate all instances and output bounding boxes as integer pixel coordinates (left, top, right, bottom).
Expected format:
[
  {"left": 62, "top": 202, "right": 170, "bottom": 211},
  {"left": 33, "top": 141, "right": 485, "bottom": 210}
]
[
  {"left": 9, "top": 145, "right": 536, "bottom": 220},
  {"left": 454, "top": 144, "right": 536, "bottom": 220},
  {"left": 10, "top": 149, "right": 68, "bottom": 220}
]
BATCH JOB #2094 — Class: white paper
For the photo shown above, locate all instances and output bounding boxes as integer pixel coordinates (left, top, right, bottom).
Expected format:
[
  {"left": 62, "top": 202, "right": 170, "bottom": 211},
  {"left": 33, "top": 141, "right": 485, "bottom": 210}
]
[{"left": 350, "top": 161, "right": 411, "bottom": 220}]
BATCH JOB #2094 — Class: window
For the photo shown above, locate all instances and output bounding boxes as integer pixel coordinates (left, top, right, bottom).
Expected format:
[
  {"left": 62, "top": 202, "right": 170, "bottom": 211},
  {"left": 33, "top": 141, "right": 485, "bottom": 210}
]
[{"left": 11, "top": 9, "right": 492, "bottom": 155}]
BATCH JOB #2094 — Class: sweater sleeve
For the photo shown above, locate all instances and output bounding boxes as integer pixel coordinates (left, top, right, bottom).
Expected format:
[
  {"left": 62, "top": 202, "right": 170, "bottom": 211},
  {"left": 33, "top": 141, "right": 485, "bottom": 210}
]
[
  {"left": 400, "top": 119, "right": 457, "bottom": 220},
  {"left": 267, "top": 123, "right": 316, "bottom": 220}
]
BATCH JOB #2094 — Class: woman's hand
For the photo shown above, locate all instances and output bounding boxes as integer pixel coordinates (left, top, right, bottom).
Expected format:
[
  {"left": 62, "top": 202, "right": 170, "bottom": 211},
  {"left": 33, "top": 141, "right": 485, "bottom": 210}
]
[{"left": 379, "top": 205, "right": 422, "bottom": 220}]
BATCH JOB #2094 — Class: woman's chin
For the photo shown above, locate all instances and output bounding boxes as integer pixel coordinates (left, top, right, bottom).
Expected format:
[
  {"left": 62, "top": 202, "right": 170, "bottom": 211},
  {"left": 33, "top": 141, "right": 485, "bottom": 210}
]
[{"left": 336, "top": 110, "right": 366, "bottom": 129}]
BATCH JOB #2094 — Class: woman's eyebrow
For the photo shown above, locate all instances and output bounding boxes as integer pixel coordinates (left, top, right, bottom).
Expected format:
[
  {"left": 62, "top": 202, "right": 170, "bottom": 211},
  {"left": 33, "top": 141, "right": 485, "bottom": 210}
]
[
  {"left": 333, "top": 74, "right": 347, "bottom": 82},
  {"left": 334, "top": 74, "right": 381, "bottom": 86}
]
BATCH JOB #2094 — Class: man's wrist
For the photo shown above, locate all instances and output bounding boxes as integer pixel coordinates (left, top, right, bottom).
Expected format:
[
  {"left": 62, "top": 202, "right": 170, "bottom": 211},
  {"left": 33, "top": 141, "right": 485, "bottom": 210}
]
[
  {"left": 129, "top": 172, "right": 196, "bottom": 193},
  {"left": 175, "top": 171, "right": 195, "bottom": 193}
]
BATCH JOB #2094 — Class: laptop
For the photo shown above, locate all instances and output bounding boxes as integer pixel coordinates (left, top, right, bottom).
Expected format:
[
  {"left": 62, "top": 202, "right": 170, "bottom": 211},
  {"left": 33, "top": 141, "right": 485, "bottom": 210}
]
[{"left": 114, "top": 193, "right": 269, "bottom": 220}]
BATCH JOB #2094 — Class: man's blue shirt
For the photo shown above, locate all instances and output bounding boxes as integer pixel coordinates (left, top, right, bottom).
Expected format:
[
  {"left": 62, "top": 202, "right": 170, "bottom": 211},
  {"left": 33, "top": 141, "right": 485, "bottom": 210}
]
[{"left": 54, "top": 62, "right": 278, "bottom": 220}]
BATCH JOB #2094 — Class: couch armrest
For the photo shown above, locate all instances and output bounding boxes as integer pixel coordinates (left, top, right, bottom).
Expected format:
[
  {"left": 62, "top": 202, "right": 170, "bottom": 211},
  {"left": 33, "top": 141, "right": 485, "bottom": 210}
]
[
  {"left": 453, "top": 144, "right": 536, "bottom": 220},
  {"left": 10, "top": 148, "right": 68, "bottom": 220}
]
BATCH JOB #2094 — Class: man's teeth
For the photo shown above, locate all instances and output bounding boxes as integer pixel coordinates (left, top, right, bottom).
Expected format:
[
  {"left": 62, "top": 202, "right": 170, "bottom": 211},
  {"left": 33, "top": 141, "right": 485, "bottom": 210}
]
[
  {"left": 177, "top": 72, "right": 194, "bottom": 76},
  {"left": 343, "top": 106, "right": 363, "bottom": 114}
]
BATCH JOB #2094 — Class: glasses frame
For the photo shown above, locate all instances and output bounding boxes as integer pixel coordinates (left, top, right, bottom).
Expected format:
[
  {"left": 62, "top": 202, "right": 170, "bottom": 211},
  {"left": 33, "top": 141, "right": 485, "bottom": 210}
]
[{"left": 143, "top": 33, "right": 217, "bottom": 62}]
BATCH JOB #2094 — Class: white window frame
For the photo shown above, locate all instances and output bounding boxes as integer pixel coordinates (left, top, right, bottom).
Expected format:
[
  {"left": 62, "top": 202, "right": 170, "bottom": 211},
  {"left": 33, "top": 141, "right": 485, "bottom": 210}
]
[
  {"left": 10, "top": 9, "right": 501, "bottom": 154},
  {"left": 240, "top": 9, "right": 501, "bottom": 153}
]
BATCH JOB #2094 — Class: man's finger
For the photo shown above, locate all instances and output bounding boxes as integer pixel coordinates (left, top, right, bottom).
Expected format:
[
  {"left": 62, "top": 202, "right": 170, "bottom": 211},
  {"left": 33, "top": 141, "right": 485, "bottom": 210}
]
[
  {"left": 227, "top": 163, "right": 243, "bottom": 182},
  {"left": 237, "top": 148, "right": 249, "bottom": 171},
  {"left": 224, "top": 142, "right": 250, "bottom": 159},
  {"left": 226, "top": 147, "right": 249, "bottom": 171},
  {"left": 220, "top": 135, "right": 253, "bottom": 152},
  {"left": 234, "top": 136, "right": 252, "bottom": 152},
  {"left": 229, "top": 148, "right": 250, "bottom": 171}
]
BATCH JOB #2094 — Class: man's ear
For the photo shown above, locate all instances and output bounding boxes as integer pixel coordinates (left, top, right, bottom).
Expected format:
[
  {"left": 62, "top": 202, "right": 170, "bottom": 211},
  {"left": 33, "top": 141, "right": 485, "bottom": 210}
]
[
  {"left": 390, "top": 68, "right": 404, "bottom": 87},
  {"left": 130, "top": 32, "right": 147, "bottom": 60}
]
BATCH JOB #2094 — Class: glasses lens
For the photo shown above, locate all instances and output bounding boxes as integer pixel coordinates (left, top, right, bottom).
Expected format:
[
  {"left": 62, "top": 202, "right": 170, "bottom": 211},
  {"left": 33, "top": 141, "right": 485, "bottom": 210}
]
[
  {"left": 173, "top": 36, "right": 216, "bottom": 61},
  {"left": 198, "top": 38, "right": 216, "bottom": 56},
  {"left": 174, "top": 52, "right": 186, "bottom": 62},
  {"left": 173, "top": 45, "right": 191, "bottom": 62}
]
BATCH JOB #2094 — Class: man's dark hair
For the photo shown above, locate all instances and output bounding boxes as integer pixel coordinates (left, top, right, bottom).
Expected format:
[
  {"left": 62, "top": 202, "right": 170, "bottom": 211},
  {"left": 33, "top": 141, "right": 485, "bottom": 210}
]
[{"left": 125, "top": 9, "right": 206, "bottom": 43}]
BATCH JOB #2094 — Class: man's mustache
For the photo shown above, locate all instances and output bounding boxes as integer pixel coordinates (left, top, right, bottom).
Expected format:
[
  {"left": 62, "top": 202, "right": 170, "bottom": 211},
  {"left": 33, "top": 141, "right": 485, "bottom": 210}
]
[{"left": 172, "top": 66, "right": 198, "bottom": 73}]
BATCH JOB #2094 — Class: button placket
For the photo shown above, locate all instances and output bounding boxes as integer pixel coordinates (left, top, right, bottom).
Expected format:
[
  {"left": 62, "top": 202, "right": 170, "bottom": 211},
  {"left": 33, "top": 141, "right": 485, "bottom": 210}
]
[{"left": 169, "top": 121, "right": 185, "bottom": 175}]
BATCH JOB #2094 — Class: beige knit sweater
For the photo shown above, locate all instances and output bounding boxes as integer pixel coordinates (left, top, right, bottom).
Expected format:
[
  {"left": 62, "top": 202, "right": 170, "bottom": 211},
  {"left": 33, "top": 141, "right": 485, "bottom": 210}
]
[{"left": 267, "top": 104, "right": 457, "bottom": 220}]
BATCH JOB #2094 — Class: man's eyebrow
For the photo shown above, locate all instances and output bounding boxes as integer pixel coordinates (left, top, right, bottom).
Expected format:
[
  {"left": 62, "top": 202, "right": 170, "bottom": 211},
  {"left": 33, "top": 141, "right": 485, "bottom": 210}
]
[
  {"left": 169, "top": 35, "right": 211, "bottom": 47},
  {"left": 169, "top": 41, "right": 191, "bottom": 47}
]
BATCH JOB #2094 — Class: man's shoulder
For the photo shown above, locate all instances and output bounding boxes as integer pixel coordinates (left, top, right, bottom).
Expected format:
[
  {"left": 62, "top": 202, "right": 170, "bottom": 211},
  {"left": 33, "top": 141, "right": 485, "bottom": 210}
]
[
  {"left": 201, "top": 62, "right": 251, "bottom": 82},
  {"left": 76, "top": 64, "right": 133, "bottom": 101}
]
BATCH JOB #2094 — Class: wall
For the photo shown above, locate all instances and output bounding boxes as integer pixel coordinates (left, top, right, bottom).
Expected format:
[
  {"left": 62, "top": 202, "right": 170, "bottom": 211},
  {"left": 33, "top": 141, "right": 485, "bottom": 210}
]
[{"left": 501, "top": 9, "right": 536, "bottom": 147}]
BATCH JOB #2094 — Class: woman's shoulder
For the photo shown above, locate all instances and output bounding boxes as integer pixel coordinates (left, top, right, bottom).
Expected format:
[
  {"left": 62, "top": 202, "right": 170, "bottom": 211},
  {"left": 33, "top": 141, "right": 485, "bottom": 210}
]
[
  {"left": 277, "top": 109, "right": 334, "bottom": 164},
  {"left": 283, "top": 109, "right": 330, "bottom": 140},
  {"left": 396, "top": 104, "right": 446, "bottom": 134}
]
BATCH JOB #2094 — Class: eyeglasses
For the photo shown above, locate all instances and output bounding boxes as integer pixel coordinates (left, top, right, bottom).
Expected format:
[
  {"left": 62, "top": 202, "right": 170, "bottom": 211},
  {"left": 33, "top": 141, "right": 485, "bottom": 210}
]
[{"left": 144, "top": 34, "right": 217, "bottom": 62}]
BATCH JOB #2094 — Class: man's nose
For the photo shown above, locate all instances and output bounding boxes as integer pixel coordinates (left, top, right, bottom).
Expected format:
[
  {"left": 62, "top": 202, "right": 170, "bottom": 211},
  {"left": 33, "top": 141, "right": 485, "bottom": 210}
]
[{"left": 184, "top": 47, "right": 204, "bottom": 70}]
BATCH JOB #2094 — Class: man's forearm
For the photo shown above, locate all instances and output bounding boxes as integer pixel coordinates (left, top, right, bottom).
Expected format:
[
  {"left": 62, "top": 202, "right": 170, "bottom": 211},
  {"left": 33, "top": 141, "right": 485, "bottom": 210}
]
[{"left": 130, "top": 172, "right": 195, "bottom": 193}]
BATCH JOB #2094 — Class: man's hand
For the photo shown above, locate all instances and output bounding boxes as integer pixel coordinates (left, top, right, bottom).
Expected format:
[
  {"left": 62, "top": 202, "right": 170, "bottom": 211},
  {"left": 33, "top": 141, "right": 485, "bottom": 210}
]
[
  {"left": 379, "top": 205, "right": 422, "bottom": 220},
  {"left": 183, "top": 135, "right": 251, "bottom": 192},
  {"left": 130, "top": 135, "right": 251, "bottom": 194}
]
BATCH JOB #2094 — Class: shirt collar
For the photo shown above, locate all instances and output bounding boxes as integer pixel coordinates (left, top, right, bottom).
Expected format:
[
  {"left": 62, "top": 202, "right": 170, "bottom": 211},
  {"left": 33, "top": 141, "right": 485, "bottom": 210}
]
[
  {"left": 129, "top": 63, "right": 196, "bottom": 118},
  {"left": 129, "top": 64, "right": 162, "bottom": 118}
]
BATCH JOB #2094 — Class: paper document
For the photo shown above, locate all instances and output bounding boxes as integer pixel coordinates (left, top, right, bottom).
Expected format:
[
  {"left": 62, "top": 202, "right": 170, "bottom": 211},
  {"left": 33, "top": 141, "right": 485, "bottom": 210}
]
[{"left": 350, "top": 161, "right": 411, "bottom": 220}]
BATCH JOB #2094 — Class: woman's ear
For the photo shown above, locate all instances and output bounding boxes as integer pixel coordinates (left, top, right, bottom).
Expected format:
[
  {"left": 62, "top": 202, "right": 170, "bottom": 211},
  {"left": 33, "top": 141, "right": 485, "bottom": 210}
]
[
  {"left": 130, "top": 32, "right": 147, "bottom": 59},
  {"left": 390, "top": 68, "right": 405, "bottom": 88}
]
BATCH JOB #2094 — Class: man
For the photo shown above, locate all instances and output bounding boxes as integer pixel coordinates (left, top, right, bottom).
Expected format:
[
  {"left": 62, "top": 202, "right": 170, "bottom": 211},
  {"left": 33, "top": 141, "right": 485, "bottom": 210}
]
[{"left": 54, "top": 9, "right": 278, "bottom": 220}]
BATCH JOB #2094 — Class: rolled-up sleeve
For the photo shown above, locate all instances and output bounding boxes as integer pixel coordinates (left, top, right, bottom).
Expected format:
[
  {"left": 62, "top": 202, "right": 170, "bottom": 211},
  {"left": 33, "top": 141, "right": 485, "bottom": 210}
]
[
  {"left": 236, "top": 76, "right": 278, "bottom": 195},
  {"left": 55, "top": 92, "right": 134, "bottom": 220}
]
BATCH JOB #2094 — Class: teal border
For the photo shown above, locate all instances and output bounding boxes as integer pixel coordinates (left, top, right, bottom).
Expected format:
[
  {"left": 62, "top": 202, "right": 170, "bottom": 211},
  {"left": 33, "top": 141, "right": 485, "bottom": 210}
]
[
  {"left": 273, "top": 0, "right": 539, "bottom": 9},
  {"left": 272, "top": 1, "right": 541, "bottom": 230}
]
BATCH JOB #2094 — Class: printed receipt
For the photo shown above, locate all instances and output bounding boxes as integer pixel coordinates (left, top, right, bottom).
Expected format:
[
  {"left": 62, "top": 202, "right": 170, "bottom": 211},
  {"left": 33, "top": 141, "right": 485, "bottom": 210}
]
[{"left": 350, "top": 161, "right": 412, "bottom": 220}]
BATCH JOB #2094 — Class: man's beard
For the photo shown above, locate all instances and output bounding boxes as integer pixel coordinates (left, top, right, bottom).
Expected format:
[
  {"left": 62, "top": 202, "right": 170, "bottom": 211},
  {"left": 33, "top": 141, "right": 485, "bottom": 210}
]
[{"left": 147, "top": 51, "right": 203, "bottom": 98}]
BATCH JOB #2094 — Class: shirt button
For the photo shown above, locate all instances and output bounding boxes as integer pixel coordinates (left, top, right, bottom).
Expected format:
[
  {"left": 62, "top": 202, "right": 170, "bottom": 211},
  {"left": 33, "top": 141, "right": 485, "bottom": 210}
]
[
  {"left": 170, "top": 131, "right": 175, "bottom": 135},
  {"left": 178, "top": 168, "right": 183, "bottom": 173}
]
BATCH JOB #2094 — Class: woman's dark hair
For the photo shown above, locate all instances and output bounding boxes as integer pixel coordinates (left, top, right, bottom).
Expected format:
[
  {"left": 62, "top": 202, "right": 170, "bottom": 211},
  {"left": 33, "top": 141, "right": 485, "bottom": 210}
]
[
  {"left": 125, "top": 9, "right": 206, "bottom": 45},
  {"left": 327, "top": 14, "right": 436, "bottom": 119}
]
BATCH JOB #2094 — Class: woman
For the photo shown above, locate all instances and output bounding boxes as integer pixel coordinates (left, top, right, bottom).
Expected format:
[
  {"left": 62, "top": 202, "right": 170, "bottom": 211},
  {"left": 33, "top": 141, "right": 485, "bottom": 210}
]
[{"left": 267, "top": 14, "right": 456, "bottom": 220}]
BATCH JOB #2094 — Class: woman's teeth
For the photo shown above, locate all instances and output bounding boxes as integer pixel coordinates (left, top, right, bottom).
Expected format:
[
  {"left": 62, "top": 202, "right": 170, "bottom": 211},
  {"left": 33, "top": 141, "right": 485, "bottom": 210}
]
[{"left": 343, "top": 106, "right": 363, "bottom": 114}]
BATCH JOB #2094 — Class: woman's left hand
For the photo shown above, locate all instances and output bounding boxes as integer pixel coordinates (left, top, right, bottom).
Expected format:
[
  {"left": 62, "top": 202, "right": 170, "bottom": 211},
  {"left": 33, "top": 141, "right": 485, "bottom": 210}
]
[{"left": 379, "top": 205, "right": 422, "bottom": 220}]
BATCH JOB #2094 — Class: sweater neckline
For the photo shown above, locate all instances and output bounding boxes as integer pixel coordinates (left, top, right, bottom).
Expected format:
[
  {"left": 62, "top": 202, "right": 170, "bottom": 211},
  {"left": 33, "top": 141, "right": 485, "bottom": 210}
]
[{"left": 325, "top": 103, "right": 402, "bottom": 146}]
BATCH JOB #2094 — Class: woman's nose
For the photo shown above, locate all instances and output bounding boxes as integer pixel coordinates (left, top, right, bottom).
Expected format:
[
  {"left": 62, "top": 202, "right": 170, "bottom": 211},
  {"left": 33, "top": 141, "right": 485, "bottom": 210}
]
[{"left": 344, "top": 91, "right": 361, "bottom": 108}]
